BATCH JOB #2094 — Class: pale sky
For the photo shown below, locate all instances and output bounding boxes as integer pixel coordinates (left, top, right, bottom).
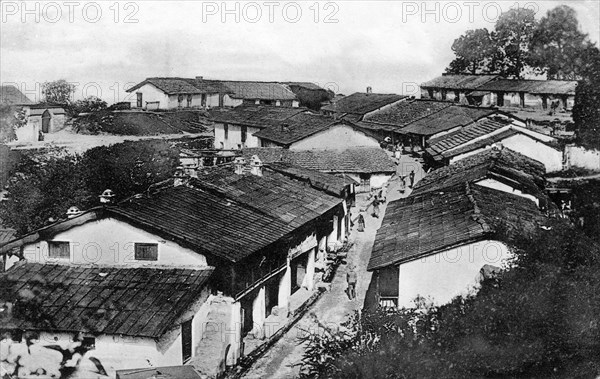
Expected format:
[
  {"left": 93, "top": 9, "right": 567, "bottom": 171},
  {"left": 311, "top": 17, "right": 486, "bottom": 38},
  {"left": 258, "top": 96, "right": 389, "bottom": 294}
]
[{"left": 1, "top": 0, "right": 599, "bottom": 103}]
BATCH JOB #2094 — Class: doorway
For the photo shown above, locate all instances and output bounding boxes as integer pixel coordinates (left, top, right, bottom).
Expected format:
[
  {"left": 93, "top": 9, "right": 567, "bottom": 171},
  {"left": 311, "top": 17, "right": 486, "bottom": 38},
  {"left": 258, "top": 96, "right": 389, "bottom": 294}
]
[{"left": 41, "top": 110, "right": 51, "bottom": 133}]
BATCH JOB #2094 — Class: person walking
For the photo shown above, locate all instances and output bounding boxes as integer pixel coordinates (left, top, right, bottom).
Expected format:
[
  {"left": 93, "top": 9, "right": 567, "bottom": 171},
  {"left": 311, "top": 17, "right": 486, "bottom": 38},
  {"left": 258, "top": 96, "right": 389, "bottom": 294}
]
[
  {"left": 409, "top": 170, "right": 415, "bottom": 188},
  {"left": 371, "top": 195, "right": 381, "bottom": 218},
  {"left": 357, "top": 213, "right": 365, "bottom": 232},
  {"left": 347, "top": 265, "right": 358, "bottom": 300}
]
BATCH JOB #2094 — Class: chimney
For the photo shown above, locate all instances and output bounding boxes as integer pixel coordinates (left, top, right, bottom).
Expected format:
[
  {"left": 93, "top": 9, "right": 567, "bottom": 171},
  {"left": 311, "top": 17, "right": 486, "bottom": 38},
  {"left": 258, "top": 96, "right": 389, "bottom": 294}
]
[
  {"left": 250, "top": 155, "right": 263, "bottom": 177},
  {"left": 233, "top": 157, "right": 247, "bottom": 175},
  {"left": 196, "top": 76, "right": 204, "bottom": 80},
  {"left": 366, "top": 86, "right": 372, "bottom": 94},
  {"left": 66, "top": 206, "right": 82, "bottom": 219},
  {"left": 173, "top": 166, "right": 187, "bottom": 187},
  {"left": 99, "top": 189, "right": 115, "bottom": 204}
]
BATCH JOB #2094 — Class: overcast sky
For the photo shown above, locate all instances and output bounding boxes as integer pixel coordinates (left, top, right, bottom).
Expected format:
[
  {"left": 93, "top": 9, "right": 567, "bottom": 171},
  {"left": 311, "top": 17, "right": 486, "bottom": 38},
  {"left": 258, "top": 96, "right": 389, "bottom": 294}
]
[{"left": 1, "top": 0, "right": 599, "bottom": 103}]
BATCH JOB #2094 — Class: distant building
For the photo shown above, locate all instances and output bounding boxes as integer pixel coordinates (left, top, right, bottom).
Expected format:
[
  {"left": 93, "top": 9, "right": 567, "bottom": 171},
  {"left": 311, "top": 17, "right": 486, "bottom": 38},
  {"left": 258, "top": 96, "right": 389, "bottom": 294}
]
[
  {"left": 321, "top": 90, "right": 408, "bottom": 121},
  {"left": 126, "top": 77, "right": 300, "bottom": 110},
  {"left": 367, "top": 182, "right": 550, "bottom": 309},
  {"left": 425, "top": 116, "right": 563, "bottom": 172},
  {"left": 1, "top": 85, "right": 66, "bottom": 142},
  {"left": 421, "top": 74, "right": 577, "bottom": 112}
]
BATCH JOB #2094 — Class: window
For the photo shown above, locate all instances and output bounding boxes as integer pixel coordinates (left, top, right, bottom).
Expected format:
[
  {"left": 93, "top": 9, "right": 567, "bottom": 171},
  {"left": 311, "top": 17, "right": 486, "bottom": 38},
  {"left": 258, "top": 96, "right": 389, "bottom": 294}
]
[
  {"left": 223, "top": 123, "right": 229, "bottom": 139},
  {"left": 136, "top": 93, "right": 143, "bottom": 108},
  {"left": 48, "top": 241, "right": 70, "bottom": 259},
  {"left": 241, "top": 125, "right": 247, "bottom": 143},
  {"left": 201, "top": 94, "right": 207, "bottom": 107},
  {"left": 134, "top": 243, "right": 158, "bottom": 261},
  {"left": 177, "top": 94, "right": 184, "bottom": 107}
]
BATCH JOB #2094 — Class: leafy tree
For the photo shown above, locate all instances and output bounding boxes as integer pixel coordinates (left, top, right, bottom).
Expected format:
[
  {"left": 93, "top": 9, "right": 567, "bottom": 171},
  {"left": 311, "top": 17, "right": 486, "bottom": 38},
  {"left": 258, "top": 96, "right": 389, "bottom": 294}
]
[
  {"left": 530, "top": 5, "right": 591, "bottom": 80},
  {"left": 493, "top": 8, "right": 538, "bottom": 78},
  {"left": 0, "top": 104, "right": 27, "bottom": 143},
  {"left": 301, "top": 222, "right": 600, "bottom": 378},
  {"left": 445, "top": 29, "right": 498, "bottom": 75},
  {"left": 67, "top": 96, "right": 108, "bottom": 118},
  {"left": 0, "top": 140, "right": 180, "bottom": 235},
  {"left": 41, "top": 80, "right": 76, "bottom": 106},
  {"left": 573, "top": 45, "right": 600, "bottom": 150}
]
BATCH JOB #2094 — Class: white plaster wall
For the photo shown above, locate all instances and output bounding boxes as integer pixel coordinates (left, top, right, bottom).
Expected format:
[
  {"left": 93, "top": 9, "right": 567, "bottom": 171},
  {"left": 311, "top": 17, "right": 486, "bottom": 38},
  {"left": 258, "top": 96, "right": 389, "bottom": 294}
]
[
  {"left": 15, "top": 122, "right": 39, "bottom": 142},
  {"left": 566, "top": 145, "right": 600, "bottom": 170},
  {"left": 302, "top": 248, "right": 316, "bottom": 291},
  {"left": 475, "top": 178, "right": 539, "bottom": 206},
  {"left": 250, "top": 287, "right": 266, "bottom": 338},
  {"left": 289, "top": 124, "right": 380, "bottom": 150},
  {"left": 450, "top": 147, "right": 489, "bottom": 164},
  {"left": 19, "top": 217, "right": 207, "bottom": 268},
  {"left": 397, "top": 240, "right": 510, "bottom": 308},
  {"left": 214, "top": 123, "right": 261, "bottom": 149},
  {"left": 501, "top": 134, "right": 563, "bottom": 173},
  {"left": 223, "top": 95, "right": 244, "bottom": 107},
  {"left": 278, "top": 261, "right": 292, "bottom": 310},
  {"left": 133, "top": 84, "right": 170, "bottom": 109}
]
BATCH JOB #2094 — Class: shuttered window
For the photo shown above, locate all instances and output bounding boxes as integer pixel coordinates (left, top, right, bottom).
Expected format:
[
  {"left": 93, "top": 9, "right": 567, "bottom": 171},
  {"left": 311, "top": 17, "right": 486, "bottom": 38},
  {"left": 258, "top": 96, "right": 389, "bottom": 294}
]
[
  {"left": 48, "top": 241, "right": 70, "bottom": 259},
  {"left": 134, "top": 243, "right": 158, "bottom": 261}
]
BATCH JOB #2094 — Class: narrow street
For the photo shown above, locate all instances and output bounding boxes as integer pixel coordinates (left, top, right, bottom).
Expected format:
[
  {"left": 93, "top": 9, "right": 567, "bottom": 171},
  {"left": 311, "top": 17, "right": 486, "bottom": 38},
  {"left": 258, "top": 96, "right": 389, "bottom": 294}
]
[{"left": 241, "top": 154, "right": 425, "bottom": 379}]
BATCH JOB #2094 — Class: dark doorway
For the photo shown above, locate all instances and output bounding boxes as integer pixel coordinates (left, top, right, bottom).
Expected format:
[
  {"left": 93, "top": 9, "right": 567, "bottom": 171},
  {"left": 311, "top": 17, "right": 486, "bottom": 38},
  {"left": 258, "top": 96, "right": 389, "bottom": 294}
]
[
  {"left": 291, "top": 254, "right": 307, "bottom": 294},
  {"left": 41, "top": 110, "right": 51, "bottom": 133},
  {"left": 378, "top": 265, "right": 399, "bottom": 308},
  {"left": 240, "top": 296, "right": 254, "bottom": 336},
  {"left": 265, "top": 274, "right": 281, "bottom": 316},
  {"left": 136, "top": 93, "right": 143, "bottom": 108},
  {"left": 181, "top": 319, "right": 192, "bottom": 363}
]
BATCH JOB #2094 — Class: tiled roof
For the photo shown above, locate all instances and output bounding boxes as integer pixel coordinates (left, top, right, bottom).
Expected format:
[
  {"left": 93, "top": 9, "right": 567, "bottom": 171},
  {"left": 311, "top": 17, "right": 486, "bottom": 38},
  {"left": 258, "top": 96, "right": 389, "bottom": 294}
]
[
  {"left": 368, "top": 183, "right": 547, "bottom": 270},
  {"left": 192, "top": 166, "right": 342, "bottom": 230},
  {"left": 400, "top": 105, "right": 498, "bottom": 136},
  {"left": 220, "top": 81, "right": 297, "bottom": 100},
  {"left": 283, "top": 82, "right": 326, "bottom": 90},
  {"left": 242, "top": 147, "right": 397, "bottom": 174},
  {"left": 421, "top": 75, "right": 499, "bottom": 90},
  {"left": 117, "top": 365, "right": 203, "bottom": 379},
  {"left": 253, "top": 112, "right": 338, "bottom": 145},
  {"left": 0, "top": 262, "right": 213, "bottom": 338},
  {"left": 110, "top": 185, "right": 296, "bottom": 262},
  {"left": 0, "top": 229, "right": 16, "bottom": 247},
  {"left": 362, "top": 99, "right": 452, "bottom": 127},
  {"left": 321, "top": 92, "right": 407, "bottom": 115},
  {"left": 476, "top": 79, "right": 577, "bottom": 95},
  {"left": 426, "top": 117, "right": 514, "bottom": 157},
  {"left": 209, "top": 105, "right": 306, "bottom": 129},
  {"left": 413, "top": 148, "right": 546, "bottom": 196},
  {"left": 266, "top": 162, "right": 357, "bottom": 197},
  {"left": 0, "top": 86, "right": 33, "bottom": 105},
  {"left": 127, "top": 78, "right": 231, "bottom": 95}
]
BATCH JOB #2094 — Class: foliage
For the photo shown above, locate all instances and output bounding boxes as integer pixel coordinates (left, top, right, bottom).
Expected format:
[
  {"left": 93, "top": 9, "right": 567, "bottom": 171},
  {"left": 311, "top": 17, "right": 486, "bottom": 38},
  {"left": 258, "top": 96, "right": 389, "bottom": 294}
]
[
  {"left": 573, "top": 45, "right": 600, "bottom": 150},
  {"left": 0, "top": 104, "right": 27, "bottom": 143},
  {"left": 530, "top": 5, "right": 592, "bottom": 80},
  {"left": 0, "top": 140, "right": 180, "bottom": 235},
  {"left": 67, "top": 96, "right": 107, "bottom": 118},
  {"left": 41, "top": 80, "right": 76, "bottom": 106},
  {"left": 289, "top": 86, "right": 335, "bottom": 111},
  {"left": 446, "top": 29, "right": 497, "bottom": 75},
  {"left": 301, "top": 223, "right": 600, "bottom": 378},
  {"left": 493, "top": 8, "right": 538, "bottom": 78}
]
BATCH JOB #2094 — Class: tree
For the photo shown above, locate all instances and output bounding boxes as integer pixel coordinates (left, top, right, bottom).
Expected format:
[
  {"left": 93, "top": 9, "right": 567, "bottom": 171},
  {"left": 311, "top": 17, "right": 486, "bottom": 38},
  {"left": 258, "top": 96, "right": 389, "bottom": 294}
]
[
  {"left": 301, "top": 222, "right": 600, "bottom": 378},
  {"left": 445, "top": 29, "right": 498, "bottom": 75},
  {"left": 41, "top": 80, "right": 76, "bottom": 106},
  {"left": 0, "top": 104, "right": 27, "bottom": 143},
  {"left": 67, "top": 96, "right": 108, "bottom": 118},
  {"left": 493, "top": 8, "right": 538, "bottom": 78},
  {"left": 0, "top": 140, "right": 180, "bottom": 235},
  {"left": 530, "top": 5, "right": 591, "bottom": 80},
  {"left": 573, "top": 45, "right": 600, "bottom": 150}
]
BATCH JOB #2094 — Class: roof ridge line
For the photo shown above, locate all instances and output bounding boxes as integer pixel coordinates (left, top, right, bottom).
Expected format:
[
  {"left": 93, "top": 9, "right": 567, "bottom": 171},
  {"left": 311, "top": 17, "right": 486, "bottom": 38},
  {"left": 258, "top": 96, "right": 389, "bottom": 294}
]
[{"left": 464, "top": 182, "right": 491, "bottom": 233}]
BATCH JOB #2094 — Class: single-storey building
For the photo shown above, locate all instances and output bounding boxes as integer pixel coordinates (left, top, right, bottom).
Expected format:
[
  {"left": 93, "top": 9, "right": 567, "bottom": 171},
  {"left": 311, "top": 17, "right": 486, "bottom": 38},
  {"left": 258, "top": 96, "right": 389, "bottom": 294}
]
[
  {"left": 321, "top": 90, "right": 408, "bottom": 121},
  {"left": 210, "top": 105, "right": 306, "bottom": 149},
  {"left": 367, "top": 182, "right": 549, "bottom": 309},
  {"left": 126, "top": 77, "right": 300, "bottom": 110},
  {"left": 420, "top": 74, "right": 499, "bottom": 104},
  {"left": 412, "top": 147, "right": 548, "bottom": 208},
  {"left": 242, "top": 147, "right": 396, "bottom": 192},
  {"left": 425, "top": 116, "right": 562, "bottom": 172},
  {"left": 0, "top": 262, "right": 214, "bottom": 378},
  {"left": 254, "top": 114, "right": 381, "bottom": 150}
]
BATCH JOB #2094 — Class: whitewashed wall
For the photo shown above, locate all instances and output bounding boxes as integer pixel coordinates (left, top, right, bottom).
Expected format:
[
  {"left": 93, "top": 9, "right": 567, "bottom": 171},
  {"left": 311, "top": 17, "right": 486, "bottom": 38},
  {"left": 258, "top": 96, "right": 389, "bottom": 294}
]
[
  {"left": 397, "top": 240, "right": 511, "bottom": 308},
  {"left": 213, "top": 123, "right": 261, "bottom": 149},
  {"left": 565, "top": 145, "right": 600, "bottom": 170},
  {"left": 18, "top": 217, "right": 208, "bottom": 268},
  {"left": 501, "top": 134, "right": 563, "bottom": 173},
  {"left": 475, "top": 179, "right": 539, "bottom": 206},
  {"left": 132, "top": 83, "right": 170, "bottom": 109},
  {"left": 289, "top": 124, "right": 380, "bottom": 150}
]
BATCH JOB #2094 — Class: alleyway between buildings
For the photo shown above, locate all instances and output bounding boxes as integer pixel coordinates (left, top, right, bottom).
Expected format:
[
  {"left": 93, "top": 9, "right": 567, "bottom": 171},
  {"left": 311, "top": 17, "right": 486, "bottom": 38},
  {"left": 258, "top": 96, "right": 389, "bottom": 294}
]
[{"left": 241, "top": 154, "right": 425, "bottom": 379}]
